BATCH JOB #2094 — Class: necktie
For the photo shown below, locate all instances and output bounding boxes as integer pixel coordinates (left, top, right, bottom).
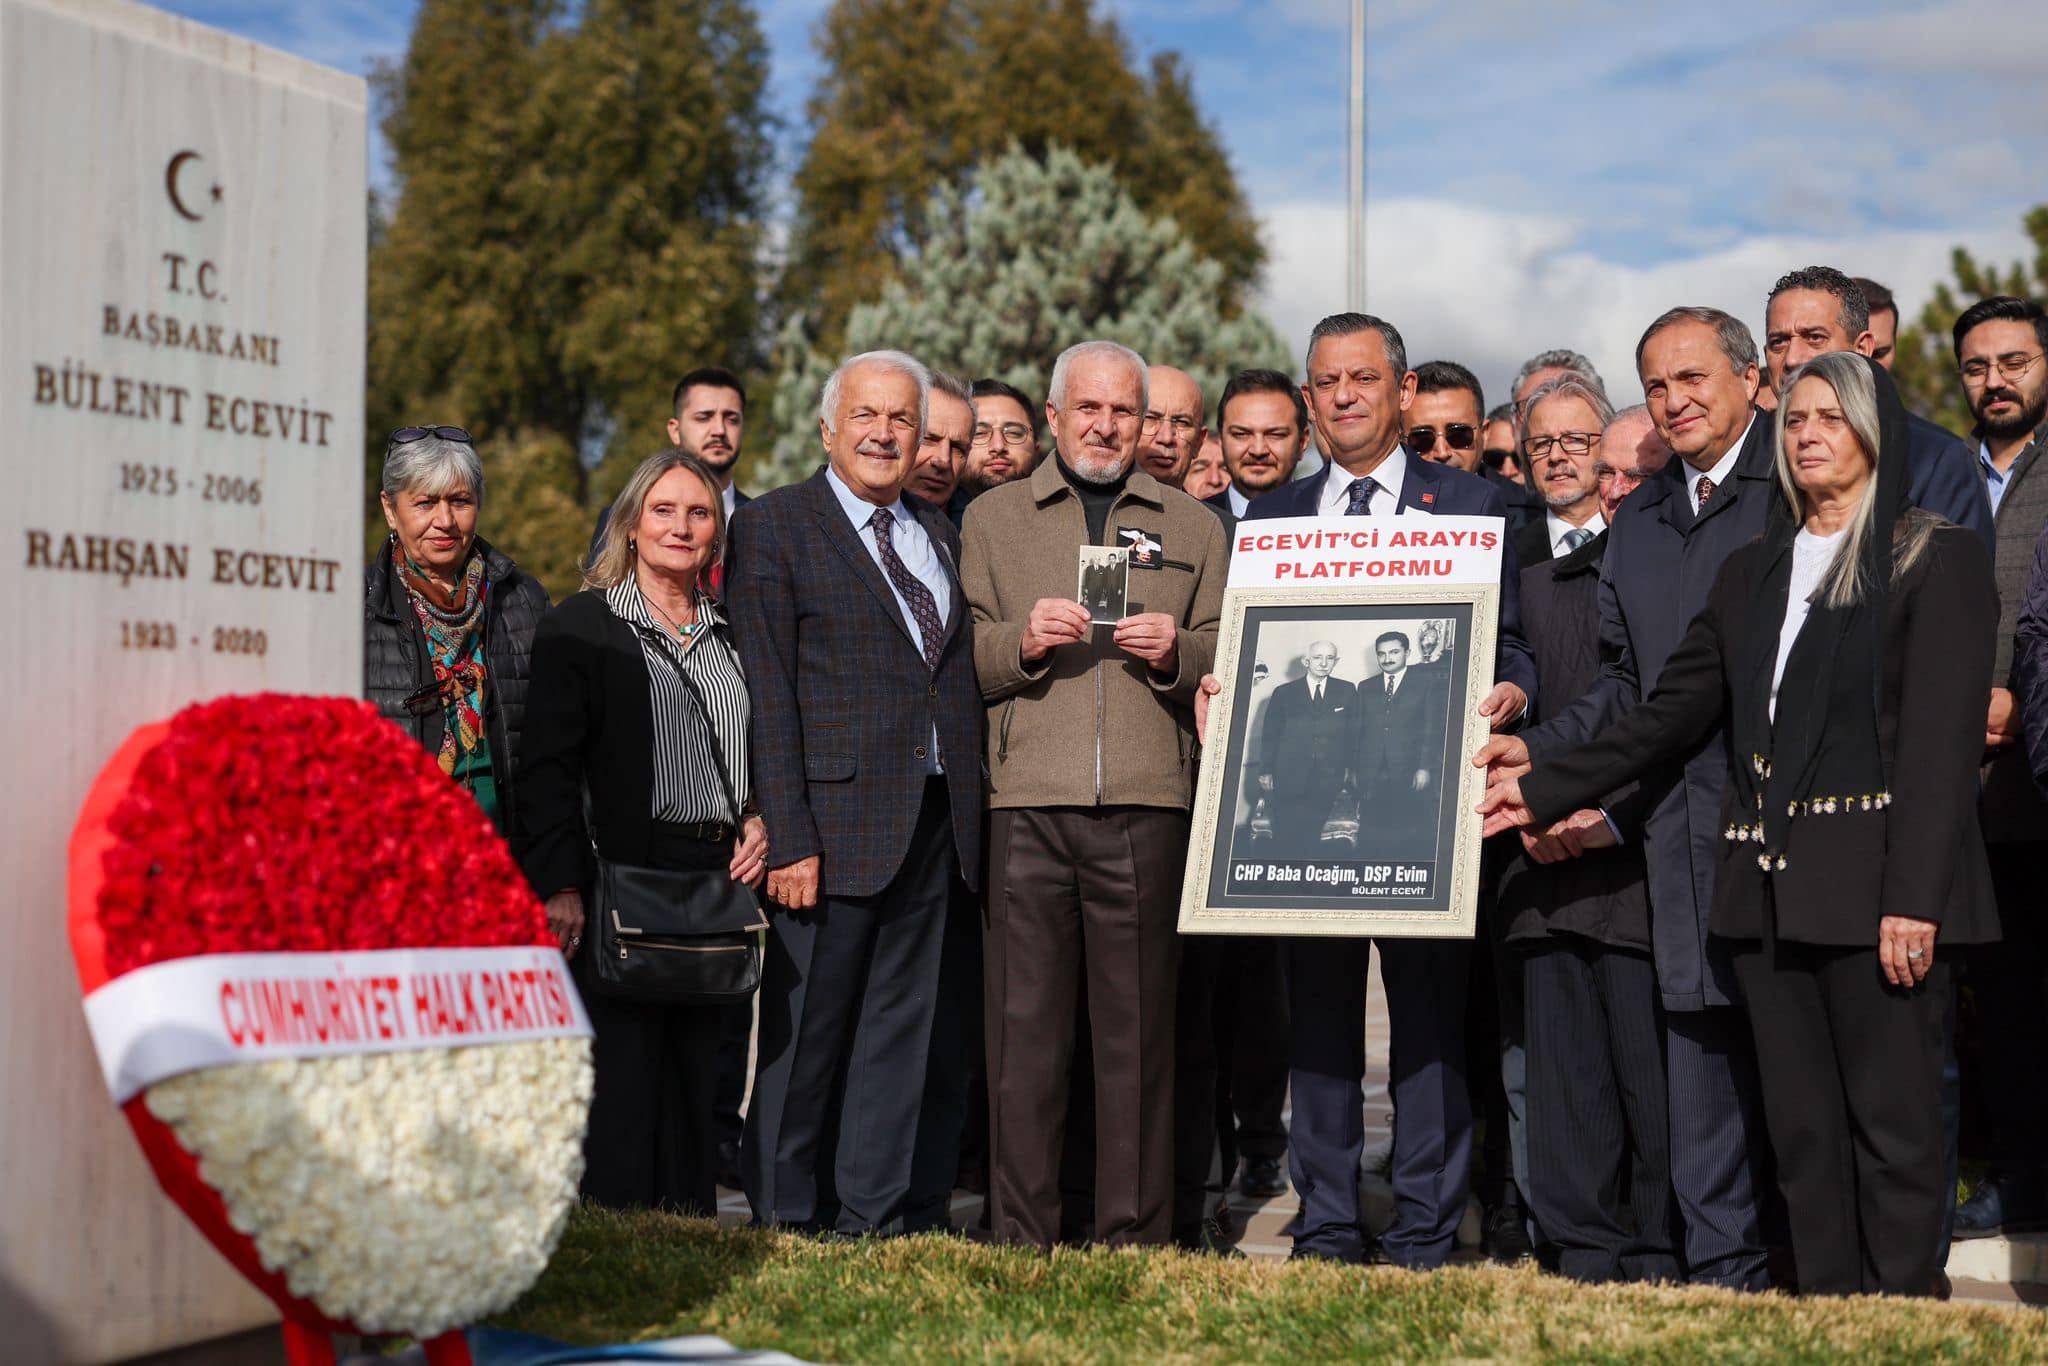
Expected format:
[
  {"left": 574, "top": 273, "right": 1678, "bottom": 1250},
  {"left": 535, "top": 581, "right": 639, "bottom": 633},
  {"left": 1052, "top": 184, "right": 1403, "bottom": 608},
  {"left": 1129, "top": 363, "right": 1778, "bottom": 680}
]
[
  {"left": 1345, "top": 476, "right": 1379, "bottom": 516},
  {"left": 1562, "top": 526, "right": 1594, "bottom": 552},
  {"left": 1695, "top": 475, "right": 1716, "bottom": 510},
  {"left": 1311, "top": 682, "right": 1321, "bottom": 702},
  {"left": 1385, "top": 675, "right": 1395, "bottom": 698},
  {"left": 870, "top": 508, "right": 945, "bottom": 673}
]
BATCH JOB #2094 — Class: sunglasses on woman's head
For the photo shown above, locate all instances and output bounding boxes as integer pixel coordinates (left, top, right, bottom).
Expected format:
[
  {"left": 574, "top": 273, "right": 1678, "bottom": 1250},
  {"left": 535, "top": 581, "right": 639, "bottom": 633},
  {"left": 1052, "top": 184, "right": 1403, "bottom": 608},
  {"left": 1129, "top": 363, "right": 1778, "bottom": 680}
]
[{"left": 388, "top": 425, "right": 473, "bottom": 449}]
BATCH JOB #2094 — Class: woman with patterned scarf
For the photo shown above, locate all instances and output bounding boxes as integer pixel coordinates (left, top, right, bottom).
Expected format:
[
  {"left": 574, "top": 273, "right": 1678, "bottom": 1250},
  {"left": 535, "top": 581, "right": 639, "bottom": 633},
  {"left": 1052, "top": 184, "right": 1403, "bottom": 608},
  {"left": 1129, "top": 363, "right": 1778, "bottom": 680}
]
[{"left": 365, "top": 426, "right": 551, "bottom": 839}]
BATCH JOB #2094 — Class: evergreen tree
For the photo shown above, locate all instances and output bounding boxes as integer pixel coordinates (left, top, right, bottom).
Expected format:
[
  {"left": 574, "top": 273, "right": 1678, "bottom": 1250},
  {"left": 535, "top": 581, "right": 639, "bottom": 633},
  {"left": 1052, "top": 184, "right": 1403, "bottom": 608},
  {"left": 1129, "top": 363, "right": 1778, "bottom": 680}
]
[
  {"left": 762, "top": 145, "right": 1289, "bottom": 486},
  {"left": 1893, "top": 205, "right": 2048, "bottom": 437},
  {"left": 368, "top": 0, "right": 773, "bottom": 597},
  {"left": 779, "top": 0, "right": 1265, "bottom": 350}
]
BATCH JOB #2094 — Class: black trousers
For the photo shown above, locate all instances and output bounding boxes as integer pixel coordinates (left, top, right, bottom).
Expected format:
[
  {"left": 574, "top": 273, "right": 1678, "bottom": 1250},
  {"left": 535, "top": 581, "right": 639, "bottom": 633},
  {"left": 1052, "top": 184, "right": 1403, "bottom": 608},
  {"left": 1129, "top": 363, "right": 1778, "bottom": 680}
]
[
  {"left": 576, "top": 826, "right": 730, "bottom": 1214},
  {"left": 1174, "top": 932, "right": 1226, "bottom": 1231},
  {"left": 986, "top": 806, "right": 1186, "bottom": 1249},
  {"left": 1970, "top": 842, "right": 2048, "bottom": 1177},
  {"left": 1523, "top": 939, "right": 1681, "bottom": 1283},
  {"left": 1731, "top": 937, "right": 1950, "bottom": 1297},
  {"left": 904, "top": 870, "right": 983, "bottom": 1232},
  {"left": 743, "top": 777, "right": 954, "bottom": 1235},
  {"left": 1221, "top": 936, "right": 1290, "bottom": 1166},
  {"left": 711, "top": 998, "right": 752, "bottom": 1154}
]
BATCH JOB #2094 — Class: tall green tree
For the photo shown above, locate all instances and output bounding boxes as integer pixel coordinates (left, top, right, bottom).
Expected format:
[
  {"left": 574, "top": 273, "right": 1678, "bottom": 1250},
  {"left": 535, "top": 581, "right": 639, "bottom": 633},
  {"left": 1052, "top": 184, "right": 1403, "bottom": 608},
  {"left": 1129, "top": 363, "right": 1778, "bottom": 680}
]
[
  {"left": 1893, "top": 205, "right": 2048, "bottom": 437},
  {"left": 778, "top": 0, "right": 1265, "bottom": 351},
  {"left": 368, "top": 0, "right": 773, "bottom": 597},
  {"left": 762, "top": 145, "right": 1289, "bottom": 486}
]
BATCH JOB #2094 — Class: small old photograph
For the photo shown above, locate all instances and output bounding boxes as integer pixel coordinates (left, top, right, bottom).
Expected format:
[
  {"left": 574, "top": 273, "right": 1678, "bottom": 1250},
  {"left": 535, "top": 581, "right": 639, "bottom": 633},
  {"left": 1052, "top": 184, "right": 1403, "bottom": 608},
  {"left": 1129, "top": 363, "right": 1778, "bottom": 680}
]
[{"left": 1077, "top": 545, "right": 1129, "bottom": 627}]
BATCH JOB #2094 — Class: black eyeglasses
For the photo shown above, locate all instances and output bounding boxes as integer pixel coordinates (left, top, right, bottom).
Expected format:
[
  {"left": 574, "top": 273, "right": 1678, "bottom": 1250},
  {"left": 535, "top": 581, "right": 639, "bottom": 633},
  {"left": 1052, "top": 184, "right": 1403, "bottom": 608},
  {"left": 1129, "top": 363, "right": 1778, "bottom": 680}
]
[
  {"left": 1523, "top": 432, "right": 1601, "bottom": 458},
  {"left": 1407, "top": 424, "right": 1476, "bottom": 455},
  {"left": 388, "top": 425, "right": 473, "bottom": 449},
  {"left": 1482, "top": 448, "right": 1518, "bottom": 472}
]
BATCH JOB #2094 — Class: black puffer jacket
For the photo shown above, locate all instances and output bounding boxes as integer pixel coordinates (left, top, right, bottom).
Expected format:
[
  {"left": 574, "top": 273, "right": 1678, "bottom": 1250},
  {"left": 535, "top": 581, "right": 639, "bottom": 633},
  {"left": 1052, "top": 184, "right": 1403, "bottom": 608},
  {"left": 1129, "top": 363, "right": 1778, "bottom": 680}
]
[{"left": 364, "top": 534, "right": 551, "bottom": 842}]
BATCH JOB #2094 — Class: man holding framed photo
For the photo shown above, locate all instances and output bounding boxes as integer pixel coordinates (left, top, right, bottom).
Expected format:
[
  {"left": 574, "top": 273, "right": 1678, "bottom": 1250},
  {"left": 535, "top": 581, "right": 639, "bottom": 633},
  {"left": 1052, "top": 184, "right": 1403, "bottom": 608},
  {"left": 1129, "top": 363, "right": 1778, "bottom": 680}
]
[{"left": 1234, "top": 312, "right": 1536, "bottom": 1269}]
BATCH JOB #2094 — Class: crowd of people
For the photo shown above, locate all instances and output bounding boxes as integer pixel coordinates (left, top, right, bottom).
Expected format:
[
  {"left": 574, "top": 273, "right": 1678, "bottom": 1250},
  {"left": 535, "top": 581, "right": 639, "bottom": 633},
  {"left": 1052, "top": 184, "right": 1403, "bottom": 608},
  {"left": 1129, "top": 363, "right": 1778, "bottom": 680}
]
[{"left": 363, "top": 268, "right": 2048, "bottom": 1300}]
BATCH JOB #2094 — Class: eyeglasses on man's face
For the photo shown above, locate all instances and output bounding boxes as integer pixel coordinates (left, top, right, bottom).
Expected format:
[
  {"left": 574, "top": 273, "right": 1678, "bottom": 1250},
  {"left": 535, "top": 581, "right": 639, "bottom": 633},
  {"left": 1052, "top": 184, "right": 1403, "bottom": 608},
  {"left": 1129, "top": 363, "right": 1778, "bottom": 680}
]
[
  {"left": 1959, "top": 351, "right": 2045, "bottom": 386},
  {"left": 972, "top": 421, "right": 1033, "bottom": 447},
  {"left": 1524, "top": 431, "right": 1601, "bottom": 459},
  {"left": 1142, "top": 412, "right": 1201, "bottom": 436}
]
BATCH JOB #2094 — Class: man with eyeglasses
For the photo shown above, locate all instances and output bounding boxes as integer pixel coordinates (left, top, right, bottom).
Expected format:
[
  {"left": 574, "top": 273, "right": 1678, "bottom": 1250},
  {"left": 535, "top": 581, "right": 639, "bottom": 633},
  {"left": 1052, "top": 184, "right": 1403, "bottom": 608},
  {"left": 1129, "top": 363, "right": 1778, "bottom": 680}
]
[
  {"left": 1137, "top": 366, "right": 1208, "bottom": 490},
  {"left": 1206, "top": 368, "right": 1309, "bottom": 520},
  {"left": 1593, "top": 406, "right": 1671, "bottom": 525},
  {"left": 1513, "top": 375, "right": 1611, "bottom": 570},
  {"left": 964, "top": 379, "right": 1043, "bottom": 497},
  {"left": 1410, "top": 360, "right": 1540, "bottom": 530},
  {"left": 1950, "top": 294, "right": 2048, "bottom": 1242},
  {"left": 1761, "top": 266, "right": 1990, "bottom": 546}
]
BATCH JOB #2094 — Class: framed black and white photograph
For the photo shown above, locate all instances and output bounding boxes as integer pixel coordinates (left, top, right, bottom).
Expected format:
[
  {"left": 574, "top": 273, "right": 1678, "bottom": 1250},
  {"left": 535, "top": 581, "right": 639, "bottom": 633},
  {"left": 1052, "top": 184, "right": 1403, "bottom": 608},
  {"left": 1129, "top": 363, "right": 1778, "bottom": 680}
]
[
  {"left": 1078, "top": 545, "right": 1129, "bottom": 627},
  {"left": 1179, "top": 584, "right": 1499, "bottom": 938}
]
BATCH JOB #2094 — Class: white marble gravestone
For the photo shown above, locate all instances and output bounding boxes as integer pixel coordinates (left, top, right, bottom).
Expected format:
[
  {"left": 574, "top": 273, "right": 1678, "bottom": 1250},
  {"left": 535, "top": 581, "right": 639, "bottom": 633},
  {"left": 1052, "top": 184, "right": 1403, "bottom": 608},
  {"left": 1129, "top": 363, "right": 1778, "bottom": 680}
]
[{"left": 0, "top": 1, "right": 364, "bottom": 1358}]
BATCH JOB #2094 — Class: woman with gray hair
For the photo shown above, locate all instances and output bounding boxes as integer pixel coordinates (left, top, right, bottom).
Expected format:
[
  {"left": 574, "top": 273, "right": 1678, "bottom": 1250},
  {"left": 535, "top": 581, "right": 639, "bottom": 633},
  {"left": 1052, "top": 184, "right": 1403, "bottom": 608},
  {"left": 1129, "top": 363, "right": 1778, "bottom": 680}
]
[
  {"left": 1477, "top": 353, "right": 1999, "bottom": 1295},
  {"left": 365, "top": 425, "right": 550, "bottom": 837}
]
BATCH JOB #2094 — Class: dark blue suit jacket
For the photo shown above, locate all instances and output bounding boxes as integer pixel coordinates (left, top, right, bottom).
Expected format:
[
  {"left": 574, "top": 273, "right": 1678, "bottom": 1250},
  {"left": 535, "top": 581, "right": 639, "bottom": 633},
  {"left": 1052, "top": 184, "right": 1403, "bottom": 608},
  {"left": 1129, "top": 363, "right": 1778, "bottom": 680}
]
[
  {"left": 1241, "top": 448, "right": 1539, "bottom": 702},
  {"left": 724, "top": 470, "right": 984, "bottom": 897},
  {"left": 1905, "top": 411, "right": 1994, "bottom": 550}
]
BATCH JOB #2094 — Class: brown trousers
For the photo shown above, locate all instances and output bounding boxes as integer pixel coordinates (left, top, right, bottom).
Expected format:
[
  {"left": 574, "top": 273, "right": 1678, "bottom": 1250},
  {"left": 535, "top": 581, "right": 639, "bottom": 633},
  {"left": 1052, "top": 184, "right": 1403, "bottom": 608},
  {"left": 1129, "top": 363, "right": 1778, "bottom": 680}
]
[{"left": 985, "top": 805, "right": 1186, "bottom": 1248}]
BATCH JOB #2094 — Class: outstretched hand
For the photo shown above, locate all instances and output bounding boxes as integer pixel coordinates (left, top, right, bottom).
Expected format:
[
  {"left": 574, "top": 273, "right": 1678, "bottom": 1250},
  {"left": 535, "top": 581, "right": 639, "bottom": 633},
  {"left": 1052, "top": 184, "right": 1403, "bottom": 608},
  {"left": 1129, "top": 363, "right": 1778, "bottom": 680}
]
[{"left": 1475, "top": 776, "right": 1536, "bottom": 838}]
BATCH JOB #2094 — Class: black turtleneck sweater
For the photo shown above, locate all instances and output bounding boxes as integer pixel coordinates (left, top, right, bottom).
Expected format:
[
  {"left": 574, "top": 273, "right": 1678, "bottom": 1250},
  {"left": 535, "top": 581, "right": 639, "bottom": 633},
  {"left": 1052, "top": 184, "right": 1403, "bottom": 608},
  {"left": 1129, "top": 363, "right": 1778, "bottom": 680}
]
[{"left": 1058, "top": 453, "right": 1131, "bottom": 546}]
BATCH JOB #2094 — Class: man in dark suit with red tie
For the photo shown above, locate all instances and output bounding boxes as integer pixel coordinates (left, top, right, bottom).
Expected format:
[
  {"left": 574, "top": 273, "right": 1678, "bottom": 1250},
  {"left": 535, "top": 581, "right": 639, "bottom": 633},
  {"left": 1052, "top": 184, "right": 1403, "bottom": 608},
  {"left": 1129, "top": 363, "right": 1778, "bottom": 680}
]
[
  {"left": 1237, "top": 312, "right": 1536, "bottom": 1269},
  {"left": 725, "top": 349, "right": 984, "bottom": 1238}
]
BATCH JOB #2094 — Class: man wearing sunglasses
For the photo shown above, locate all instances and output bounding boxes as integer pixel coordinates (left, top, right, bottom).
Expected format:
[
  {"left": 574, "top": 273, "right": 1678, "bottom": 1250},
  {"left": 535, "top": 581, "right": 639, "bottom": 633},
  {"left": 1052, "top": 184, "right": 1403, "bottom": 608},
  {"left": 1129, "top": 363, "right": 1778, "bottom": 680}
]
[{"left": 1409, "top": 361, "right": 1540, "bottom": 530}]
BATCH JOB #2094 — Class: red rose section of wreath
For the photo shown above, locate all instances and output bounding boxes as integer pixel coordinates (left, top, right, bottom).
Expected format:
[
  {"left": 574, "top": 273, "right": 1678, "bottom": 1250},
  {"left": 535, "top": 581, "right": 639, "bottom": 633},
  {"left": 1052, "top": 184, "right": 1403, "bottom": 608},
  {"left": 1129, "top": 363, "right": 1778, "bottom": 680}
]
[{"left": 94, "top": 693, "right": 550, "bottom": 974}]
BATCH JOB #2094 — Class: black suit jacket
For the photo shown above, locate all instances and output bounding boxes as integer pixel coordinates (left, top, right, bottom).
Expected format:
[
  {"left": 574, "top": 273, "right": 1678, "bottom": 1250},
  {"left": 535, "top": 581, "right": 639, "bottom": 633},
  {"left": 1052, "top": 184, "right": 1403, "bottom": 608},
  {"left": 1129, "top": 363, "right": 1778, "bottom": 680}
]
[
  {"left": 724, "top": 470, "right": 984, "bottom": 896},
  {"left": 1513, "top": 515, "right": 1553, "bottom": 571},
  {"left": 1355, "top": 667, "right": 1440, "bottom": 792},
  {"left": 517, "top": 589, "right": 747, "bottom": 899},
  {"left": 1524, "top": 522, "right": 1999, "bottom": 948},
  {"left": 1260, "top": 675, "right": 1355, "bottom": 804}
]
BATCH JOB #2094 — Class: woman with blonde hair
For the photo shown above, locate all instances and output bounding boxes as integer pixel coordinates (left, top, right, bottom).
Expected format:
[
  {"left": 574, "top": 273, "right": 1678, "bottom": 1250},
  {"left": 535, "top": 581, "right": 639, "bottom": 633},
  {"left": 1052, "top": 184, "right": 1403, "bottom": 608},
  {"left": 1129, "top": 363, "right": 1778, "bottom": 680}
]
[{"left": 519, "top": 450, "right": 768, "bottom": 1211}]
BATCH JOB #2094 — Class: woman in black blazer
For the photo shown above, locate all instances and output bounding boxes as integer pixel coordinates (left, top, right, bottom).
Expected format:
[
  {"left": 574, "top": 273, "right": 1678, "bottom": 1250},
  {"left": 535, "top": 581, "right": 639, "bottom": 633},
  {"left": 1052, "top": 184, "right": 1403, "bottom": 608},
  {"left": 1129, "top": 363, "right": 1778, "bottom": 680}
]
[
  {"left": 520, "top": 450, "right": 768, "bottom": 1213},
  {"left": 1478, "top": 353, "right": 1998, "bottom": 1296}
]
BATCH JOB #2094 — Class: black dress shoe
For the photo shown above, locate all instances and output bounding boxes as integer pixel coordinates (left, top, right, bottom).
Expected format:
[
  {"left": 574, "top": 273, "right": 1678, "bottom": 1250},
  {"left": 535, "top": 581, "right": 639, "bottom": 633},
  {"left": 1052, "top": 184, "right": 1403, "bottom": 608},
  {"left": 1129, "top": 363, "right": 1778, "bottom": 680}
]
[
  {"left": 1482, "top": 1201, "right": 1535, "bottom": 1265},
  {"left": 1175, "top": 1215, "right": 1244, "bottom": 1257},
  {"left": 1241, "top": 1156, "right": 1289, "bottom": 1199}
]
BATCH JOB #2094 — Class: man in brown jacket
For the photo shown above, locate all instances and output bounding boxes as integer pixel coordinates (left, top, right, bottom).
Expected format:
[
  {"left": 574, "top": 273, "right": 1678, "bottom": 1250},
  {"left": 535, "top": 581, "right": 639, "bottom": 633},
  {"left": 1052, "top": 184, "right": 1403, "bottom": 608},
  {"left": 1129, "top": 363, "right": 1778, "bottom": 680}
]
[{"left": 962, "top": 338, "right": 1229, "bottom": 1249}]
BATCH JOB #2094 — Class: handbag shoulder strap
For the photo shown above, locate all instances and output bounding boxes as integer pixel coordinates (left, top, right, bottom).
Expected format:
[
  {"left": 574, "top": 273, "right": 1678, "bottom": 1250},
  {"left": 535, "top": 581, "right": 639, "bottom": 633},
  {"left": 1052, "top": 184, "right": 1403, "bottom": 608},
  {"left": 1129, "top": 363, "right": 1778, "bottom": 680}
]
[{"left": 641, "top": 626, "right": 742, "bottom": 825}]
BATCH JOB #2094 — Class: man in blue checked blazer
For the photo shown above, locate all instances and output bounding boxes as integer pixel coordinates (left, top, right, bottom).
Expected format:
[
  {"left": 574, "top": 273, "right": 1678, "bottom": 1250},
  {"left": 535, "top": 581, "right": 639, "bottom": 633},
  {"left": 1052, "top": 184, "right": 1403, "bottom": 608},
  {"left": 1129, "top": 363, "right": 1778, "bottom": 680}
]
[
  {"left": 725, "top": 349, "right": 984, "bottom": 1238},
  {"left": 1239, "top": 313, "right": 1535, "bottom": 1269}
]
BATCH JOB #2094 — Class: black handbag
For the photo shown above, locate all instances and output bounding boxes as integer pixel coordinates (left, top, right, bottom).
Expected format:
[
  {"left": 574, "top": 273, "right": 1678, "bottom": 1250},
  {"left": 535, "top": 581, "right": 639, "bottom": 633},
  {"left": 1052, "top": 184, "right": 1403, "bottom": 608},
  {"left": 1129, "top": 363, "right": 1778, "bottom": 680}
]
[{"left": 586, "top": 628, "right": 768, "bottom": 1006}]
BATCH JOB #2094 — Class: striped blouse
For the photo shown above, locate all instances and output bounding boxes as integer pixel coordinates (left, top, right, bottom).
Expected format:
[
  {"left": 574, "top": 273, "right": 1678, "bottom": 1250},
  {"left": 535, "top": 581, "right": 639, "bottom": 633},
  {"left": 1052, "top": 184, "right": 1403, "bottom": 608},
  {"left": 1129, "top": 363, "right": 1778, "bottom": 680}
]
[{"left": 604, "top": 576, "right": 753, "bottom": 825}]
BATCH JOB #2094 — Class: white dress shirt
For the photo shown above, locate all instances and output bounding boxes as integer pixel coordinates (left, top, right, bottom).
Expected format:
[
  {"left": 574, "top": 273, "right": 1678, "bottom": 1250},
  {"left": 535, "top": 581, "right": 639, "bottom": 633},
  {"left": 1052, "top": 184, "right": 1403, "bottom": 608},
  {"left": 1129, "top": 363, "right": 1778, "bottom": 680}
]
[
  {"left": 1686, "top": 416, "right": 1753, "bottom": 515},
  {"left": 1318, "top": 447, "right": 1410, "bottom": 516},
  {"left": 1227, "top": 484, "right": 1252, "bottom": 517},
  {"left": 1771, "top": 527, "right": 1843, "bottom": 722},
  {"left": 1545, "top": 509, "right": 1606, "bottom": 557}
]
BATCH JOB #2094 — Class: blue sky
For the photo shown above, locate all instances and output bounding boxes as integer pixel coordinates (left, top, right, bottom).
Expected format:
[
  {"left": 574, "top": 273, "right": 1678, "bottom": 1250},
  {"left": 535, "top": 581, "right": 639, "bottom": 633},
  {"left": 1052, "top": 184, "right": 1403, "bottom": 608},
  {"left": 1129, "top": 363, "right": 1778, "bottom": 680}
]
[{"left": 160, "top": 0, "right": 2048, "bottom": 404}]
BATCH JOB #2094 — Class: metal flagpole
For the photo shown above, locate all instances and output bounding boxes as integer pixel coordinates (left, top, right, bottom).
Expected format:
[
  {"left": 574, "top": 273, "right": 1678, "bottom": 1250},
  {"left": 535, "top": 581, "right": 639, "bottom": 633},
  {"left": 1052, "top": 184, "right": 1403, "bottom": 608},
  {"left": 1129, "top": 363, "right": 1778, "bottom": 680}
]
[{"left": 1347, "top": 0, "right": 1365, "bottom": 311}]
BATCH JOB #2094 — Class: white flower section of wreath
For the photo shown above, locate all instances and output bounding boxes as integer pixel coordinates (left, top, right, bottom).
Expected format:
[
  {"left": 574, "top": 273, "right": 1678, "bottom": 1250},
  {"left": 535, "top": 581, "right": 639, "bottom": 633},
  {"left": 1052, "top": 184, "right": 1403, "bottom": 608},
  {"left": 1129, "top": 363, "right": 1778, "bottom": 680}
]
[{"left": 144, "top": 1038, "right": 592, "bottom": 1336}]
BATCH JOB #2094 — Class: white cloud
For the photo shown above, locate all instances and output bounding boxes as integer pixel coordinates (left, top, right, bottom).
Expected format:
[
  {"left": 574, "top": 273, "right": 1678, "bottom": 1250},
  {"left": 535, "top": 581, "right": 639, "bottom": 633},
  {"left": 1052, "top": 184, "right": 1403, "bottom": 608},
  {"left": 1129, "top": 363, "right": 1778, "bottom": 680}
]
[{"left": 1256, "top": 195, "right": 2036, "bottom": 407}]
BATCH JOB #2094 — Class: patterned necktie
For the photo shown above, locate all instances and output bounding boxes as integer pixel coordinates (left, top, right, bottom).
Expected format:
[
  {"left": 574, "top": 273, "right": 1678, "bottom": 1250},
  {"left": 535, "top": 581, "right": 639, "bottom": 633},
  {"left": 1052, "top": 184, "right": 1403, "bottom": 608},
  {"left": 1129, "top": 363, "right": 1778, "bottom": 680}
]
[
  {"left": 870, "top": 507, "right": 944, "bottom": 673},
  {"left": 1345, "top": 476, "right": 1379, "bottom": 516},
  {"left": 1385, "top": 674, "right": 1396, "bottom": 698},
  {"left": 1695, "top": 475, "right": 1716, "bottom": 510},
  {"left": 1562, "top": 526, "right": 1594, "bottom": 552}
]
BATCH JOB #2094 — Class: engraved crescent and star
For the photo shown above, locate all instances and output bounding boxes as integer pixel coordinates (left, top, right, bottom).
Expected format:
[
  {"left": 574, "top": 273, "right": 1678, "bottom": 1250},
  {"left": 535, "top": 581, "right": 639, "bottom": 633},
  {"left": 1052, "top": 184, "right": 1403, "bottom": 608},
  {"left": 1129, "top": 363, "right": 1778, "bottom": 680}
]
[{"left": 164, "top": 149, "right": 222, "bottom": 222}]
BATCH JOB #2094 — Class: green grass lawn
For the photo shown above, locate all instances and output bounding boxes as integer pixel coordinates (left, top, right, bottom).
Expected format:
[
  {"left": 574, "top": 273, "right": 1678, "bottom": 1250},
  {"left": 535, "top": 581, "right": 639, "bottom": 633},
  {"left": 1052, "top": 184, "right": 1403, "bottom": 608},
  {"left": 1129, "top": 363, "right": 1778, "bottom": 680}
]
[{"left": 489, "top": 1205, "right": 2048, "bottom": 1363}]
